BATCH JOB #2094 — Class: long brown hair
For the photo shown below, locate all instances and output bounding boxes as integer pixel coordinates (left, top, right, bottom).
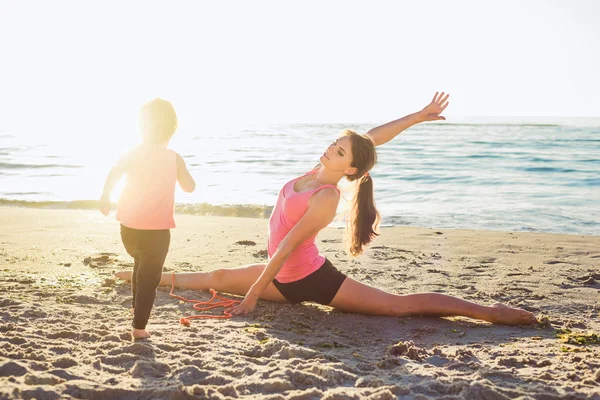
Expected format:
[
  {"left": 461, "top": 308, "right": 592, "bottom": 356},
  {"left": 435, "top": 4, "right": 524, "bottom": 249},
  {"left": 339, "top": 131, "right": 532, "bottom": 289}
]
[{"left": 343, "top": 130, "right": 380, "bottom": 256}]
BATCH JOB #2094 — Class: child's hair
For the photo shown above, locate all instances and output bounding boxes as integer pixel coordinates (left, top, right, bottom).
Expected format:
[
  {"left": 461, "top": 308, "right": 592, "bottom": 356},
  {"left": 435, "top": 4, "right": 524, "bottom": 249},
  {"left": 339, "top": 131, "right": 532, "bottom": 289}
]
[
  {"left": 138, "top": 98, "right": 178, "bottom": 143},
  {"left": 343, "top": 130, "right": 380, "bottom": 257}
]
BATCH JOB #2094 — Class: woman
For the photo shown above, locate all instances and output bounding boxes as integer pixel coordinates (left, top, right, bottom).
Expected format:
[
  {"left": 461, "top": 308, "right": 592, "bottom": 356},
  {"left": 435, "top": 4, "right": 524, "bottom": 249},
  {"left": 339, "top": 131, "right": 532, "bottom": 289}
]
[{"left": 116, "top": 92, "right": 536, "bottom": 326}]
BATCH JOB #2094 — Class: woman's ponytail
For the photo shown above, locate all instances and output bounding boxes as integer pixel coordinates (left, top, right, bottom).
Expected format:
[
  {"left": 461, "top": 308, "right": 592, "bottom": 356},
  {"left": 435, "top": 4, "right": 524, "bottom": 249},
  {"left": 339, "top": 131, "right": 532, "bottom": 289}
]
[
  {"left": 346, "top": 173, "right": 380, "bottom": 256},
  {"left": 343, "top": 131, "right": 380, "bottom": 256}
]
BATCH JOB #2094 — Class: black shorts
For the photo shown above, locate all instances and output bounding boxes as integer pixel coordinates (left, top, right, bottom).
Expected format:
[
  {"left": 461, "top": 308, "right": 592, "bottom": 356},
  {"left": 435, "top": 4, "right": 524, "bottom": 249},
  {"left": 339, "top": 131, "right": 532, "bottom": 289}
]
[{"left": 272, "top": 259, "right": 347, "bottom": 305}]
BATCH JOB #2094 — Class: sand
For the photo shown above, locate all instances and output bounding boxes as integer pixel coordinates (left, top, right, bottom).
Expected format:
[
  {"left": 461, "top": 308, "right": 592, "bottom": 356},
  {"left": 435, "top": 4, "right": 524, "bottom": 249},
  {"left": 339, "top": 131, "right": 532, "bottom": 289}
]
[{"left": 0, "top": 206, "right": 599, "bottom": 399}]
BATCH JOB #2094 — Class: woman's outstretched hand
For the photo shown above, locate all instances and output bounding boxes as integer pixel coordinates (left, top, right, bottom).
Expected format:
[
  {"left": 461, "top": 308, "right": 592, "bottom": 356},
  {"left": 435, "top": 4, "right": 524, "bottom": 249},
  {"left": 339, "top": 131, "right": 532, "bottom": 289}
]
[
  {"left": 227, "top": 294, "right": 259, "bottom": 316},
  {"left": 419, "top": 92, "right": 450, "bottom": 122}
]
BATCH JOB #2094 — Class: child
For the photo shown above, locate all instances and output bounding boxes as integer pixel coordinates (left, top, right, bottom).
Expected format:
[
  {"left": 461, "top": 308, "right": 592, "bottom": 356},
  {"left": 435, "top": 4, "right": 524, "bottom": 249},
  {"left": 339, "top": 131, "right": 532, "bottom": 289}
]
[{"left": 99, "top": 98, "right": 196, "bottom": 340}]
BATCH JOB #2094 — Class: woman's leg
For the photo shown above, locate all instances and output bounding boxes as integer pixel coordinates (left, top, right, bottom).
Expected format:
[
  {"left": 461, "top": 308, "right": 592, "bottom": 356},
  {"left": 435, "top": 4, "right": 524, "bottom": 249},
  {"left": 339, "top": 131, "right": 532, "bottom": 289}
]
[
  {"left": 116, "top": 263, "right": 288, "bottom": 303},
  {"left": 328, "top": 277, "right": 536, "bottom": 326}
]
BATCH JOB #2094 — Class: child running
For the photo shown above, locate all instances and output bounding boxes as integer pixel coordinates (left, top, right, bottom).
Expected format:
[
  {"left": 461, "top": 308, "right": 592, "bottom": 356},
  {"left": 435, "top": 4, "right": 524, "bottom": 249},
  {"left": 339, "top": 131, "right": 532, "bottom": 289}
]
[{"left": 99, "top": 98, "right": 196, "bottom": 340}]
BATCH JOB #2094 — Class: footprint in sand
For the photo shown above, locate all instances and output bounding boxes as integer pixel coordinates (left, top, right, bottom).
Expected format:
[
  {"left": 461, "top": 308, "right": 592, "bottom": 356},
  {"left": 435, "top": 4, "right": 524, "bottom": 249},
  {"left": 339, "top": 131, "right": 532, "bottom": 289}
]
[
  {"left": 387, "top": 340, "right": 429, "bottom": 361},
  {"left": 118, "top": 262, "right": 133, "bottom": 268},
  {"left": 497, "top": 356, "right": 552, "bottom": 369},
  {"left": 235, "top": 240, "right": 257, "bottom": 246},
  {"left": 372, "top": 245, "right": 415, "bottom": 255},
  {"left": 4, "top": 337, "right": 27, "bottom": 345},
  {"left": 84, "top": 253, "right": 119, "bottom": 268},
  {"left": 173, "top": 365, "right": 211, "bottom": 384},
  {"left": 566, "top": 251, "right": 591, "bottom": 256},
  {"left": 46, "top": 331, "right": 79, "bottom": 340},
  {"left": 176, "top": 261, "right": 193, "bottom": 268},
  {"left": 24, "top": 373, "right": 65, "bottom": 385},
  {"left": 545, "top": 259, "right": 580, "bottom": 265},
  {"left": 253, "top": 249, "right": 268, "bottom": 259},
  {"left": 0, "top": 360, "right": 29, "bottom": 377},
  {"left": 155, "top": 343, "right": 180, "bottom": 352},
  {"left": 0, "top": 298, "right": 21, "bottom": 307},
  {"left": 100, "top": 334, "right": 123, "bottom": 343},
  {"left": 52, "top": 357, "right": 78, "bottom": 368},
  {"left": 101, "top": 278, "right": 116, "bottom": 287},
  {"left": 131, "top": 360, "right": 171, "bottom": 378},
  {"left": 371, "top": 249, "right": 409, "bottom": 261},
  {"left": 347, "top": 267, "right": 367, "bottom": 276},
  {"left": 108, "top": 343, "right": 155, "bottom": 357},
  {"left": 577, "top": 275, "right": 599, "bottom": 285},
  {"left": 427, "top": 269, "right": 450, "bottom": 276},
  {"left": 454, "top": 284, "right": 475, "bottom": 290},
  {"left": 99, "top": 353, "right": 140, "bottom": 367},
  {"left": 544, "top": 259, "right": 566, "bottom": 265},
  {"left": 243, "top": 339, "right": 320, "bottom": 361},
  {"left": 463, "top": 265, "right": 487, "bottom": 272},
  {"left": 78, "top": 332, "right": 101, "bottom": 342},
  {"left": 63, "top": 294, "right": 104, "bottom": 305}
]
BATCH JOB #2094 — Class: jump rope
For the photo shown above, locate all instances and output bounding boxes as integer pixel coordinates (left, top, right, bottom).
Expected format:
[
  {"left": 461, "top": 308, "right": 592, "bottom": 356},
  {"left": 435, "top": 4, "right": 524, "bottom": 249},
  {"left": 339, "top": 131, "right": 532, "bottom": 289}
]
[{"left": 168, "top": 272, "right": 241, "bottom": 325}]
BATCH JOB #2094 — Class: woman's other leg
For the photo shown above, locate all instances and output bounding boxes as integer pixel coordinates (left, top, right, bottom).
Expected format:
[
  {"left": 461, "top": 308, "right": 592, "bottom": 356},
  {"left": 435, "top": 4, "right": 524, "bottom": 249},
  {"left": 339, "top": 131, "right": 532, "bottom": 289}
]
[
  {"left": 329, "top": 277, "right": 536, "bottom": 326},
  {"left": 174, "top": 264, "right": 287, "bottom": 303},
  {"left": 117, "top": 263, "right": 287, "bottom": 303}
]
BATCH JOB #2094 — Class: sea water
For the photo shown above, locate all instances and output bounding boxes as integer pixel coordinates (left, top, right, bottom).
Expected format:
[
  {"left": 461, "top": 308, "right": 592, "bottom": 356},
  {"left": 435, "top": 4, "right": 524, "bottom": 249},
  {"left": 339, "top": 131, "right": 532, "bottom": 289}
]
[{"left": 1, "top": 117, "right": 598, "bottom": 235}]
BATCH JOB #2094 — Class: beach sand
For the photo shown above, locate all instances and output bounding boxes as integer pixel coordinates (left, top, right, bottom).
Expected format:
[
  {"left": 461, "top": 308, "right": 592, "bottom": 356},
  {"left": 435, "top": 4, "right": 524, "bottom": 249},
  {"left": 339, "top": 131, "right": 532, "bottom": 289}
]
[{"left": 0, "top": 207, "right": 599, "bottom": 399}]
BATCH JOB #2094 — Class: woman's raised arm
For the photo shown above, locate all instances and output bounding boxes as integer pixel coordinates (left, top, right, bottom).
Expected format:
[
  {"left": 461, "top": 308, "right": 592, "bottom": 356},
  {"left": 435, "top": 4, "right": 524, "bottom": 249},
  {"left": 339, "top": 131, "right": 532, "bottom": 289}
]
[{"left": 367, "top": 92, "right": 449, "bottom": 147}]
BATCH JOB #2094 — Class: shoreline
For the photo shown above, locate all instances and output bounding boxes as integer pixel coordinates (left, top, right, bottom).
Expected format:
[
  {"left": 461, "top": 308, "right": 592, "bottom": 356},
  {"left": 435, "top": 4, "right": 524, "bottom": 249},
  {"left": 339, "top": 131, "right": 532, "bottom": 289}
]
[
  {"left": 0, "top": 201, "right": 598, "bottom": 238},
  {"left": 1, "top": 207, "right": 599, "bottom": 398}
]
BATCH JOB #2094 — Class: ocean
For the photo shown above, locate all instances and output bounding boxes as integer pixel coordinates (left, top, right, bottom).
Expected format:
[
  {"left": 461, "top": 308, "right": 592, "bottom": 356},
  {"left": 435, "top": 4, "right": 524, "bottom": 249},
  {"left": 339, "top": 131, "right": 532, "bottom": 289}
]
[{"left": 1, "top": 117, "right": 599, "bottom": 236}]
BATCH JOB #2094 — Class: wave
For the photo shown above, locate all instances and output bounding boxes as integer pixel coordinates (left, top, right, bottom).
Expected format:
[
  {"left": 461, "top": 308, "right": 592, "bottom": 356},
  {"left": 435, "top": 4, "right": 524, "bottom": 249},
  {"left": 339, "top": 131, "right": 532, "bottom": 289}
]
[
  {"left": 428, "top": 123, "right": 563, "bottom": 128},
  {"left": 0, "top": 162, "right": 83, "bottom": 170},
  {"left": 175, "top": 203, "right": 273, "bottom": 218},
  {"left": 269, "top": 121, "right": 596, "bottom": 129},
  {"left": 0, "top": 199, "right": 273, "bottom": 218},
  {"left": 522, "top": 167, "right": 581, "bottom": 173},
  {"left": 463, "top": 154, "right": 502, "bottom": 159},
  {"left": 581, "top": 178, "right": 600, "bottom": 186}
]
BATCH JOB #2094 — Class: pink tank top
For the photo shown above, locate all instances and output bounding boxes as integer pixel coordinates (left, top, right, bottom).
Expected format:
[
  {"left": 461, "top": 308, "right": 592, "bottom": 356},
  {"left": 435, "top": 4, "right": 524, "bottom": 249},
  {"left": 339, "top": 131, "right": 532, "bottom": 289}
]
[
  {"left": 116, "top": 144, "right": 177, "bottom": 230},
  {"left": 269, "top": 169, "right": 340, "bottom": 283}
]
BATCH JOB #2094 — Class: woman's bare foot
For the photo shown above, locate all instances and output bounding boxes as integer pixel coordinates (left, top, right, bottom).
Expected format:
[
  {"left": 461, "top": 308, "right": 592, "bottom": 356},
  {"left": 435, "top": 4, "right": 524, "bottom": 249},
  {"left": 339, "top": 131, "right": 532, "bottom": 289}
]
[
  {"left": 115, "top": 271, "right": 132, "bottom": 281},
  {"left": 489, "top": 303, "right": 537, "bottom": 325},
  {"left": 132, "top": 328, "right": 151, "bottom": 340}
]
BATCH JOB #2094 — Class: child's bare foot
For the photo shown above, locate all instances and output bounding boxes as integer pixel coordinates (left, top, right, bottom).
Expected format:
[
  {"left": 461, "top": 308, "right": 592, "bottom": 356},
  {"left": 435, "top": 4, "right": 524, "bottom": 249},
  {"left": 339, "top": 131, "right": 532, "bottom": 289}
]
[
  {"left": 489, "top": 303, "right": 537, "bottom": 325},
  {"left": 115, "top": 271, "right": 132, "bottom": 281},
  {"left": 132, "top": 328, "right": 151, "bottom": 340}
]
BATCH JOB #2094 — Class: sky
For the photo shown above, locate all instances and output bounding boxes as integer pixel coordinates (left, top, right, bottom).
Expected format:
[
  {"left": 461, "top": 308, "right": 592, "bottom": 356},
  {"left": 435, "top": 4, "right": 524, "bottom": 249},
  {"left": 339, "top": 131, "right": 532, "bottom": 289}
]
[{"left": 1, "top": 0, "right": 599, "bottom": 138}]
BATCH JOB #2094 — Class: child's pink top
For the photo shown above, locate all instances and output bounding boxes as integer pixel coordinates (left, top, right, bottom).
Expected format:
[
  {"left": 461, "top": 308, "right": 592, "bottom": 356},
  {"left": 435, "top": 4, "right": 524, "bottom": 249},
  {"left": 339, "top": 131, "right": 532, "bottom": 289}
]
[
  {"left": 116, "top": 143, "right": 177, "bottom": 230},
  {"left": 268, "top": 169, "right": 339, "bottom": 283}
]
